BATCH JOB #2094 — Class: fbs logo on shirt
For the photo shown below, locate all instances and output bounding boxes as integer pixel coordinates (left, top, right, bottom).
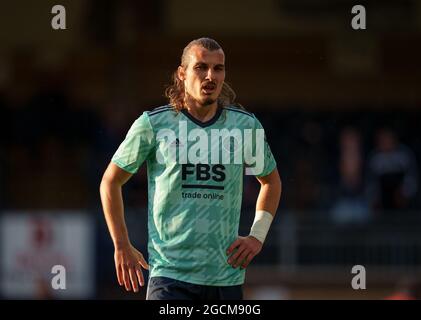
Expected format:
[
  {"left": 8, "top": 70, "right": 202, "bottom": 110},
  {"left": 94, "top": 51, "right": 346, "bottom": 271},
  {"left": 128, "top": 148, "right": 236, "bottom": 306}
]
[{"left": 182, "top": 164, "right": 225, "bottom": 182}]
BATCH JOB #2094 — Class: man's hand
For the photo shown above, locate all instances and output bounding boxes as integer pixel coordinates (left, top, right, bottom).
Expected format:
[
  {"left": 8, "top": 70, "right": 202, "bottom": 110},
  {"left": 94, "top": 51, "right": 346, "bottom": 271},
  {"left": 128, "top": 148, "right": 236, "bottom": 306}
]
[
  {"left": 226, "top": 236, "right": 263, "bottom": 269},
  {"left": 114, "top": 243, "right": 149, "bottom": 292}
]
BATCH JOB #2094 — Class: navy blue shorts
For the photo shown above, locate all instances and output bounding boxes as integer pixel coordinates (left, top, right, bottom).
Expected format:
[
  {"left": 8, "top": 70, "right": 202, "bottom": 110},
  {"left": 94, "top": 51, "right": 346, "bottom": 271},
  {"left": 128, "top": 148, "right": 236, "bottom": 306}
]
[{"left": 146, "top": 276, "right": 243, "bottom": 300}]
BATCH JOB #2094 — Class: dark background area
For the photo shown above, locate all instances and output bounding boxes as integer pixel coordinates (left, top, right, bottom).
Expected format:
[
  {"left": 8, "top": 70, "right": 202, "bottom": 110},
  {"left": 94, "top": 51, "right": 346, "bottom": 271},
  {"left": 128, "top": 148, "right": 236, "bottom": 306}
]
[{"left": 0, "top": 0, "right": 420, "bottom": 299}]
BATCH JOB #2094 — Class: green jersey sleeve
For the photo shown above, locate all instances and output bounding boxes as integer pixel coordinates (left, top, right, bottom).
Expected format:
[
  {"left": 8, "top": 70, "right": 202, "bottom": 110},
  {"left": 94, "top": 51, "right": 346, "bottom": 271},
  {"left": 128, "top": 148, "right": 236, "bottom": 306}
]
[
  {"left": 112, "top": 112, "right": 155, "bottom": 174},
  {"left": 246, "top": 115, "right": 277, "bottom": 177}
]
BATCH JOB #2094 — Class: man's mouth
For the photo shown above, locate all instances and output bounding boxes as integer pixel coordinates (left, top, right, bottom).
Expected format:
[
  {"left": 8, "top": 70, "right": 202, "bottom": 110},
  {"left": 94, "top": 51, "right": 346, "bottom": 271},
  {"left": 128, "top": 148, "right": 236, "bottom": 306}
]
[{"left": 201, "top": 83, "right": 216, "bottom": 94}]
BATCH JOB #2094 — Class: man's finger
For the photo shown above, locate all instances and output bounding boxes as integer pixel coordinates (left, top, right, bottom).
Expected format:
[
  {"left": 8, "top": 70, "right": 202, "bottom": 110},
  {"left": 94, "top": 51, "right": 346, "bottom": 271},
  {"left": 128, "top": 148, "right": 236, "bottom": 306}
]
[
  {"left": 136, "top": 268, "right": 145, "bottom": 287},
  {"left": 226, "top": 239, "right": 241, "bottom": 255},
  {"left": 116, "top": 264, "right": 123, "bottom": 286},
  {"left": 241, "top": 253, "right": 255, "bottom": 269},
  {"left": 138, "top": 255, "right": 149, "bottom": 270},
  {"left": 129, "top": 268, "right": 139, "bottom": 293},
  {"left": 233, "top": 248, "right": 250, "bottom": 268},
  {"left": 228, "top": 245, "right": 246, "bottom": 266},
  {"left": 122, "top": 267, "right": 132, "bottom": 291}
]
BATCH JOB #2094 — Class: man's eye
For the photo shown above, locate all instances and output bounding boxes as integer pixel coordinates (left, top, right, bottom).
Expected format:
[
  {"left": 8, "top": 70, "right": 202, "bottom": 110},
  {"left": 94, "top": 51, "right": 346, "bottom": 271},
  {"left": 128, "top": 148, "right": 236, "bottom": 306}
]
[{"left": 195, "top": 65, "right": 206, "bottom": 70}]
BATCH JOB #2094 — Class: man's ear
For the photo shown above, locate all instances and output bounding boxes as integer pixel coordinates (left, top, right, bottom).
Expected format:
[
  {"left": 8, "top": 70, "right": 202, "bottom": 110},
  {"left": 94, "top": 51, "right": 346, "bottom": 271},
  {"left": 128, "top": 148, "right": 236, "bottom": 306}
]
[{"left": 177, "top": 66, "right": 185, "bottom": 81}]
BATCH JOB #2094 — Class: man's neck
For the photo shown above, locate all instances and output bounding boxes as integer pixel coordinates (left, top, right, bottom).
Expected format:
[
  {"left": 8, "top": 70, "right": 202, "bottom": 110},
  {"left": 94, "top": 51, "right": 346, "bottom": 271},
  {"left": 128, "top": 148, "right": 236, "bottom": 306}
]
[{"left": 184, "top": 102, "right": 218, "bottom": 122}]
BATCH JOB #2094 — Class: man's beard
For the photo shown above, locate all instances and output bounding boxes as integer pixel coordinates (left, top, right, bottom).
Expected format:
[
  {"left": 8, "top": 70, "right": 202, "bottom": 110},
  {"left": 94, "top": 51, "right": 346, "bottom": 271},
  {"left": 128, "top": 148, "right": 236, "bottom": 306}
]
[
  {"left": 201, "top": 97, "right": 216, "bottom": 106},
  {"left": 186, "top": 92, "right": 216, "bottom": 107}
]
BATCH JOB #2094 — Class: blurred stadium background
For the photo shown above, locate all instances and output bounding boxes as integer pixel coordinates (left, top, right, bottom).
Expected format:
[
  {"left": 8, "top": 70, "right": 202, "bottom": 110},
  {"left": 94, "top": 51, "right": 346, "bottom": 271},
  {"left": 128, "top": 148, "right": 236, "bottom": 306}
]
[{"left": 1, "top": 0, "right": 421, "bottom": 299}]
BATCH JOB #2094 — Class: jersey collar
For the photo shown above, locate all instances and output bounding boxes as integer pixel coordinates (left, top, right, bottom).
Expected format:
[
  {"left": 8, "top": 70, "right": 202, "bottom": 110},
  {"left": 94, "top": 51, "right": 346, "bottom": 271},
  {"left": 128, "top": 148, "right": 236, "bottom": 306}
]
[{"left": 181, "top": 107, "right": 223, "bottom": 128}]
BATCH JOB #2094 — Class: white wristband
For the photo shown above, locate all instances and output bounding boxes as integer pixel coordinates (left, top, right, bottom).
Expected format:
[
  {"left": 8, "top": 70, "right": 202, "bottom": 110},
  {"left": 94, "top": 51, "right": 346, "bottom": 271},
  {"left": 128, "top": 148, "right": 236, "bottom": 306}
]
[{"left": 249, "top": 210, "right": 273, "bottom": 244}]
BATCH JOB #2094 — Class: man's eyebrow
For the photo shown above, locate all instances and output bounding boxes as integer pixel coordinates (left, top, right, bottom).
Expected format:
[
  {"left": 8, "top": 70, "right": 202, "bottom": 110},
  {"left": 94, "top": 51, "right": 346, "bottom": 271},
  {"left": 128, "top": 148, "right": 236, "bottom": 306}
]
[{"left": 193, "top": 62, "right": 225, "bottom": 68}]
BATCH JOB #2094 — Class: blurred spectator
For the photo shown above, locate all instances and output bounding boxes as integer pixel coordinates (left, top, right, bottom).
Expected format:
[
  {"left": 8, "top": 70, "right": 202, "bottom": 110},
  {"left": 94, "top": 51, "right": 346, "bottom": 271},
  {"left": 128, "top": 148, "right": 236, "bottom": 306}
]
[
  {"left": 287, "top": 120, "right": 325, "bottom": 213},
  {"left": 0, "top": 93, "right": 8, "bottom": 208},
  {"left": 331, "top": 127, "right": 370, "bottom": 225},
  {"left": 366, "top": 128, "right": 418, "bottom": 214}
]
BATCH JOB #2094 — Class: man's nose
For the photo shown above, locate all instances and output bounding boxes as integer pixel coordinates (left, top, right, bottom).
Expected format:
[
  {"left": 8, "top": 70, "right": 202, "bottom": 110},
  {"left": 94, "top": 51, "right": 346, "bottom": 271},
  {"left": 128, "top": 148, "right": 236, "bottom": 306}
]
[{"left": 205, "top": 68, "right": 215, "bottom": 81}]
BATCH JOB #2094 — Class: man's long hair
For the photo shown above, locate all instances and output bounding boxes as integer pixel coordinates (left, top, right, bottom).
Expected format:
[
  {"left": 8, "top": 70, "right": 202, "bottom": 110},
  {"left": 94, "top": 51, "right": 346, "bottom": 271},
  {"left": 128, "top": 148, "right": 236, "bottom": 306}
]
[{"left": 165, "top": 37, "right": 242, "bottom": 112}]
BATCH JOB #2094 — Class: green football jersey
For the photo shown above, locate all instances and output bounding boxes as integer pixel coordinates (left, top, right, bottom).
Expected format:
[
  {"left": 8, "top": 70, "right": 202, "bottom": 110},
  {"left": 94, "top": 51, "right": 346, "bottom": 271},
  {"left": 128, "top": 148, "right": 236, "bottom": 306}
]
[{"left": 112, "top": 105, "right": 276, "bottom": 286}]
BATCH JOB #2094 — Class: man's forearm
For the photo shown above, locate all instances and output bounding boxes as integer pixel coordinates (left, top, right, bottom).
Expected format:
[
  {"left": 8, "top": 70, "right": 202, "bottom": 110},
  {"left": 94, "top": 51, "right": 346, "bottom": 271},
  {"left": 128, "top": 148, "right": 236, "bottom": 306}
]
[
  {"left": 100, "top": 179, "right": 131, "bottom": 248},
  {"left": 248, "top": 180, "right": 281, "bottom": 244},
  {"left": 256, "top": 180, "right": 282, "bottom": 216}
]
